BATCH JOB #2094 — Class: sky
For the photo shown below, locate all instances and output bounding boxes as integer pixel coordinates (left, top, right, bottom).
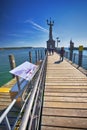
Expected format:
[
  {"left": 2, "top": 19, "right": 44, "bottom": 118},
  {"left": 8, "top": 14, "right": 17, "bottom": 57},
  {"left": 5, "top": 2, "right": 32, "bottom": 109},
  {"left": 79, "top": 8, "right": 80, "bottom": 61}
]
[{"left": 0, "top": 0, "right": 87, "bottom": 48}]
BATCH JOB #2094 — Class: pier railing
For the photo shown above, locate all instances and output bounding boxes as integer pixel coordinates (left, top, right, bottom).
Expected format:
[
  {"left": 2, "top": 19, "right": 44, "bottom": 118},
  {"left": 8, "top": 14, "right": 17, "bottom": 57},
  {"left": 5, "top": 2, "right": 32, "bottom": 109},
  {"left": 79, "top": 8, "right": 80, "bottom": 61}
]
[
  {"left": 19, "top": 52, "right": 47, "bottom": 130},
  {"left": 65, "top": 51, "right": 87, "bottom": 70},
  {"left": 0, "top": 51, "right": 47, "bottom": 130}
]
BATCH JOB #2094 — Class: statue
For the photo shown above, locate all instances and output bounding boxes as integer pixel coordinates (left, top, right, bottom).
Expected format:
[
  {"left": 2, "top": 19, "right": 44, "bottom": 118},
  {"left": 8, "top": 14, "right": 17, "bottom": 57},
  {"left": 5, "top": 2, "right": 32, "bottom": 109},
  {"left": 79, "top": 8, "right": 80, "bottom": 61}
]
[
  {"left": 46, "top": 18, "right": 55, "bottom": 50},
  {"left": 47, "top": 18, "right": 54, "bottom": 40}
]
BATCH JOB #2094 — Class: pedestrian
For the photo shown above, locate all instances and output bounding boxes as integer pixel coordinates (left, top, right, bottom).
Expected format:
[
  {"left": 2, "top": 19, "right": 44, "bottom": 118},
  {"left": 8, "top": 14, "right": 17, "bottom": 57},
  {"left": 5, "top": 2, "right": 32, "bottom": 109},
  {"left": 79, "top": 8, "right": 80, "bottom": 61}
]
[
  {"left": 52, "top": 48, "right": 54, "bottom": 55},
  {"left": 45, "top": 48, "right": 47, "bottom": 55},
  {"left": 60, "top": 47, "right": 65, "bottom": 61},
  {"left": 48, "top": 48, "right": 51, "bottom": 55}
]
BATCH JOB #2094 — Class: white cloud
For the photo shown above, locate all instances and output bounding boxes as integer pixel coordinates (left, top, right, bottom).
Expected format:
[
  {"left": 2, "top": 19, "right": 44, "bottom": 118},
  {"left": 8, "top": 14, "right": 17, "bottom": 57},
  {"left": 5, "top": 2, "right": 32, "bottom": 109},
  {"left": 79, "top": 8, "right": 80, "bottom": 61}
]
[
  {"left": 8, "top": 33, "right": 23, "bottom": 37},
  {"left": 7, "top": 31, "right": 33, "bottom": 37},
  {"left": 25, "top": 20, "right": 48, "bottom": 33},
  {"left": 23, "top": 30, "right": 34, "bottom": 34}
]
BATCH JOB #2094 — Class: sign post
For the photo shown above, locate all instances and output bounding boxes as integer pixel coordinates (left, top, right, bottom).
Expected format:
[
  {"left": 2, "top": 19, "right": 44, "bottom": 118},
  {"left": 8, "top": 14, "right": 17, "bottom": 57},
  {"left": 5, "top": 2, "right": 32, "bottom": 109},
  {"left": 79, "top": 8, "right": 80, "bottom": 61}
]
[
  {"left": 10, "top": 61, "right": 38, "bottom": 91},
  {"left": 78, "top": 45, "right": 83, "bottom": 67}
]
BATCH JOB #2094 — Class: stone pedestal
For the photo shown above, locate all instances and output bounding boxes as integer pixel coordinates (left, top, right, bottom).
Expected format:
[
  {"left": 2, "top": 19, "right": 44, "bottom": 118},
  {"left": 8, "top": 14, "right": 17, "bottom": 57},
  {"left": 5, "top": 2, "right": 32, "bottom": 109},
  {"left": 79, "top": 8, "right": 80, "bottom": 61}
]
[{"left": 47, "top": 39, "right": 55, "bottom": 50}]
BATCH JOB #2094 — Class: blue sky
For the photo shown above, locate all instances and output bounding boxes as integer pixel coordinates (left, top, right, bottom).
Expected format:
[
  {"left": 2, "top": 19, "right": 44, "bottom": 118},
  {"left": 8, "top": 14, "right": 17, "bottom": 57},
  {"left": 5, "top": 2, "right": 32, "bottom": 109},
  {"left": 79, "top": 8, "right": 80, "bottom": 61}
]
[{"left": 0, "top": 0, "right": 87, "bottom": 48}]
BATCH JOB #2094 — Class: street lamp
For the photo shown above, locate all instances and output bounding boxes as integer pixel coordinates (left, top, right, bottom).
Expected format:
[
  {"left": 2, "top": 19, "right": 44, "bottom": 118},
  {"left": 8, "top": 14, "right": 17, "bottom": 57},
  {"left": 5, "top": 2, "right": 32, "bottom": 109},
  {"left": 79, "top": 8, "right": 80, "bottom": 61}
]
[{"left": 56, "top": 37, "right": 60, "bottom": 49}]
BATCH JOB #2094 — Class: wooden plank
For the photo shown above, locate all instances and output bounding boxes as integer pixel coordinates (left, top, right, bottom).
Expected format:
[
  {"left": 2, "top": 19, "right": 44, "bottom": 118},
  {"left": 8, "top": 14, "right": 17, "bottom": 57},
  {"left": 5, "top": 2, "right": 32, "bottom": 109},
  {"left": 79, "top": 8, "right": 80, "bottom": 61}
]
[
  {"left": 46, "top": 77, "right": 87, "bottom": 80},
  {"left": 0, "top": 98, "right": 11, "bottom": 102},
  {"left": 46, "top": 76, "right": 86, "bottom": 78},
  {"left": 43, "top": 101, "right": 87, "bottom": 109},
  {"left": 45, "top": 85, "right": 87, "bottom": 88},
  {"left": 41, "top": 126, "right": 82, "bottom": 130},
  {"left": 0, "top": 88, "right": 11, "bottom": 92},
  {"left": 42, "top": 107, "right": 87, "bottom": 117},
  {"left": 44, "top": 96, "right": 87, "bottom": 103},
  {"left": 44, "top": 92, "right": 87, "bottom": 97},
  {"left": 46, "top": 81, "right": 87, "bottom": 83},
  {"left": 45, "top": 88, "right": 87, "bottom": 93},
  {"left": 41, "top": 116, "right": 87, "bottom": 129}
]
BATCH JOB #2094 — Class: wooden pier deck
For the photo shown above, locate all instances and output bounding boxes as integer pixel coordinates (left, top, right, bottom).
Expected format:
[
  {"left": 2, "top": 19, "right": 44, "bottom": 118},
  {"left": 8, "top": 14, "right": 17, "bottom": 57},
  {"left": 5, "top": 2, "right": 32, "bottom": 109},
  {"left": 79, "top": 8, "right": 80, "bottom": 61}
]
[
  {"left": 0, "top": 78, "right": 17, "bottom": 111},
  {"left": 0, "top": 78, "right": 21, "bottom": 129},
  {"left": 41, "top": 52, "right": 87, "bottom": 130}
]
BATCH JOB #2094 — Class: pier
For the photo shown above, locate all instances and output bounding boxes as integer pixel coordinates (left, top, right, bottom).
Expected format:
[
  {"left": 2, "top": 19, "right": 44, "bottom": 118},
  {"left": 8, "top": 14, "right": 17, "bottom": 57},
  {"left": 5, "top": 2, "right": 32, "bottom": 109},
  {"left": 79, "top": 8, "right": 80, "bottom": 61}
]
[{"left": 0, "top": 52, "right": 87, "bottom": 129}]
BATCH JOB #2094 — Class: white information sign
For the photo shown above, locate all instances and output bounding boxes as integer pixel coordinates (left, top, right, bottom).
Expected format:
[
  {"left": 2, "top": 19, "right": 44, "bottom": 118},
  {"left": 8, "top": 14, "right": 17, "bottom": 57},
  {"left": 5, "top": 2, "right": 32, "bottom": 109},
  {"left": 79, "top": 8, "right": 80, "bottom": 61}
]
[{"left": 10, "top": 61, "right": 38, "bottom": 81}]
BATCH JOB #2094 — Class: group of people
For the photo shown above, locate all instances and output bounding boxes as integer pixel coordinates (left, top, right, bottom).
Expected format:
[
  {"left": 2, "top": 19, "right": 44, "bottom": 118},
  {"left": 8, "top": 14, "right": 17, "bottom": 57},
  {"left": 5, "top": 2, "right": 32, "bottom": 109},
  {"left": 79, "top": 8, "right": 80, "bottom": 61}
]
[
  {"left": 47, "top": 47, "right": 65, "bottom": 61},
  {"left": 48, "top": 48, "right": 54, "bottom": 55}
]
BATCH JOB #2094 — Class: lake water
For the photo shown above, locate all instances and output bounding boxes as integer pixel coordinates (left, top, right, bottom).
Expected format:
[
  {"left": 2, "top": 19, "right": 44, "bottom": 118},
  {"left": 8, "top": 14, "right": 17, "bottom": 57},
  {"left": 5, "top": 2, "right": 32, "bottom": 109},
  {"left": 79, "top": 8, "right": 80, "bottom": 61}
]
[
  {"left": 0, "top": 48, "right": 45, "bottom": 86},
  {"left": 65, "top": 48, "right": 87, "bottom": 55},
  {"left": 65, "top": 48, "right": 87, "bottom": 70}
]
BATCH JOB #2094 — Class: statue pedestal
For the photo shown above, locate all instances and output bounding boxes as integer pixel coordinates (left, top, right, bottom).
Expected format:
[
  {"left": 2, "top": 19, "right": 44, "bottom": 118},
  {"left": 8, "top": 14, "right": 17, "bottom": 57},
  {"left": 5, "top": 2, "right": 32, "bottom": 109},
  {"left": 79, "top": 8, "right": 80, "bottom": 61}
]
[{"left": 47, "top": 39, "right": 55, "bottom": 50}]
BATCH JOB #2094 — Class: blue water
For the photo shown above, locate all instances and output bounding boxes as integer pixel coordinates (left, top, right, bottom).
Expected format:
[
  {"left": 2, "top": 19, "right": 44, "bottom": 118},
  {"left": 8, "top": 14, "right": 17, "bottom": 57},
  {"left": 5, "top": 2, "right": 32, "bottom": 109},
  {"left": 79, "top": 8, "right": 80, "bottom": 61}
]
[
  {"left": 0, "top": 48, "right": 45, "bottom": 86},
  {"left": 65, "top": 48, "right": 87, "bottom": 70},
  {"left": 65, "top": 48, "right": 87, "bottom": 55}
]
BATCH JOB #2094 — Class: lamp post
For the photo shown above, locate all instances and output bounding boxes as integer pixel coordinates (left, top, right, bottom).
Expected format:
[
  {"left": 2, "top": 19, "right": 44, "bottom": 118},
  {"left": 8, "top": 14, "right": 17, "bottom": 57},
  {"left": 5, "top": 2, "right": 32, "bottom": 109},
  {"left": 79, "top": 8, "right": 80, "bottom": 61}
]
[{"left": 56, "top": 37, "right": 60, "bottom": 49}]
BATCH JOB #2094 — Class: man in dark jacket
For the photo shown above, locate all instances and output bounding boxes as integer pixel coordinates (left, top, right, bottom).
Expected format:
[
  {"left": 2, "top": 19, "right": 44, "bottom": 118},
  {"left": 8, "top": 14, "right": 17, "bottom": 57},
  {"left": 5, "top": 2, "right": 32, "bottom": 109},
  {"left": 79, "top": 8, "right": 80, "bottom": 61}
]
[{"left": 60, "top": 47, "right": 65, "bottom": 61}]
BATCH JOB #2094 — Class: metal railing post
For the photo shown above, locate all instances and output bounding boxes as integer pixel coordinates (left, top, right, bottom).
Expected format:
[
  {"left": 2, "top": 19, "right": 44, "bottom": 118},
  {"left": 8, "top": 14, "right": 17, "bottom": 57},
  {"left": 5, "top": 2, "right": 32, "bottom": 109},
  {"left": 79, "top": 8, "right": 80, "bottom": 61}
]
[
  {"left": 38, "top": 50, "right": 40, "bottom": 61},
  {"left": 4, "top": 116, "right": 11, "bottom": 130},
  {"left": 16, "top": 76, "right": 21, "bottom": 91},
  {"left": 70, "top": 50, "right": 73, "bottom": 61},
  {"left": 78, "top": 51, "right": 83, "bottom": 67},
  {"left": 73, "top": 53, "right": 76, "bottom": 63},
  {"left": 35, "top": 50, "right": 37, "bottom": 64}
]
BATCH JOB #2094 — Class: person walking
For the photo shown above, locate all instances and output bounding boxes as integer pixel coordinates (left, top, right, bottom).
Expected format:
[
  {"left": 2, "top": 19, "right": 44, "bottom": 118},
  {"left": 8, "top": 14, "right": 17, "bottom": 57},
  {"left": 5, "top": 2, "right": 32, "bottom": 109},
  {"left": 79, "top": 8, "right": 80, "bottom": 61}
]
[
  {"left": 60, "top": 47, "right": 65, "bottom": 61},
  {"left": 52, "top": 48, "right": 54, "bottom": 55}
]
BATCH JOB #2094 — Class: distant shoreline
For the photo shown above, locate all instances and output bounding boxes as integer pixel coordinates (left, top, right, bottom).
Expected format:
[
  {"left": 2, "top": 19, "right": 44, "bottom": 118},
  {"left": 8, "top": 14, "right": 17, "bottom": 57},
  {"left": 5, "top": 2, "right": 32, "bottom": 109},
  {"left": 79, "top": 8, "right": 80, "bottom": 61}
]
[{"left": 0, "top": 47, "right": 33, "bottom": 50}]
